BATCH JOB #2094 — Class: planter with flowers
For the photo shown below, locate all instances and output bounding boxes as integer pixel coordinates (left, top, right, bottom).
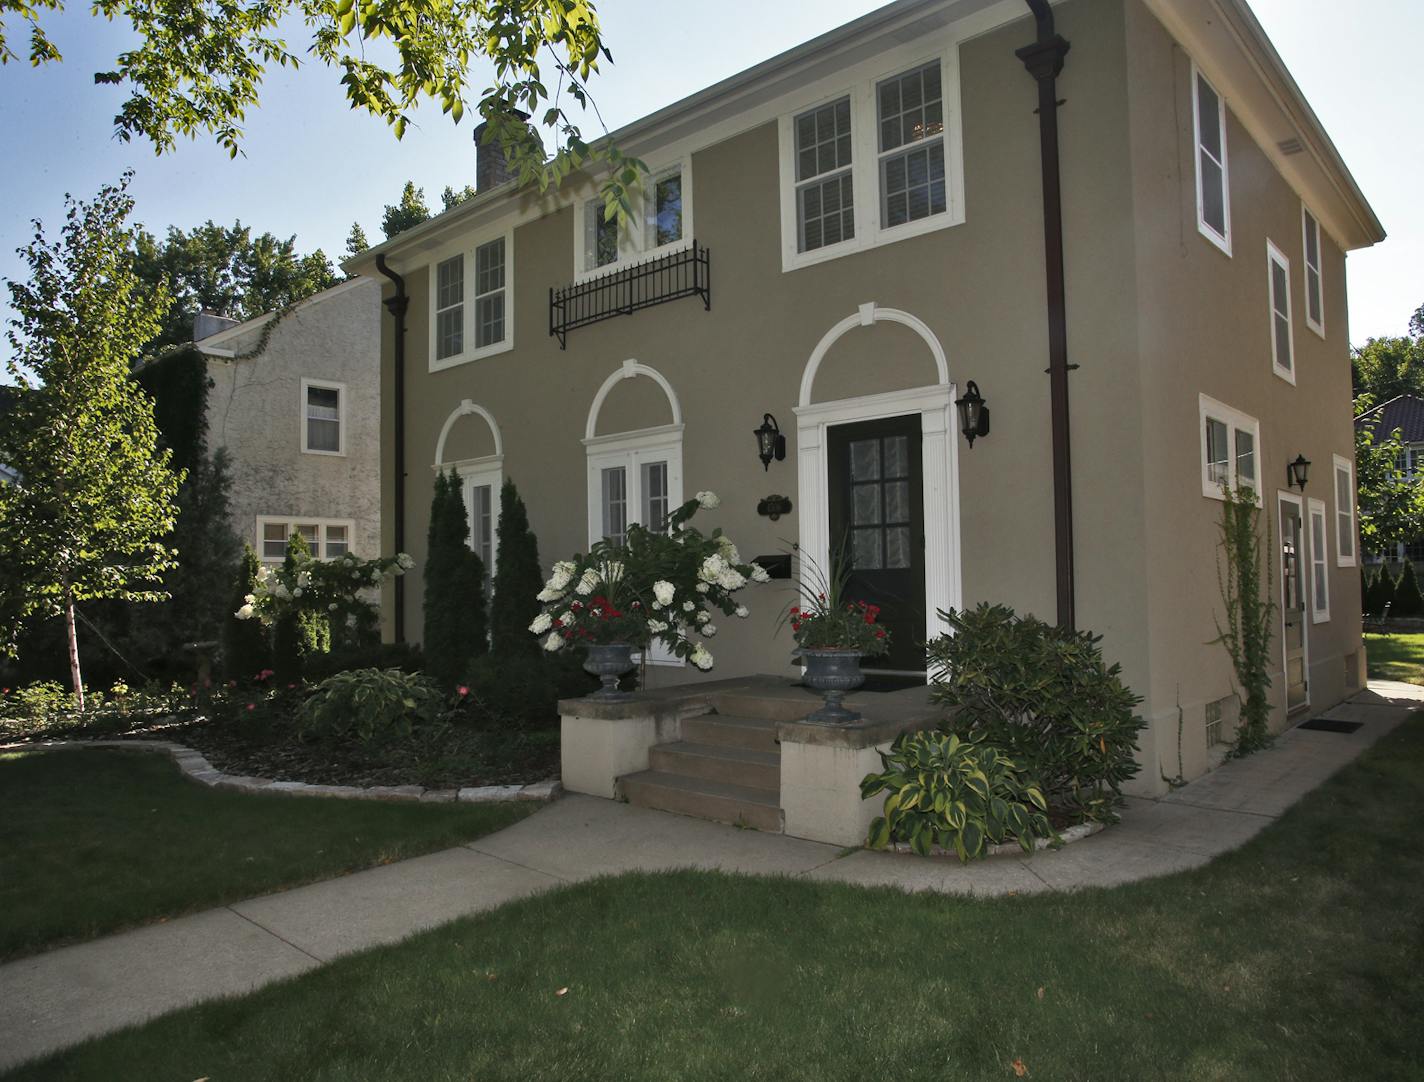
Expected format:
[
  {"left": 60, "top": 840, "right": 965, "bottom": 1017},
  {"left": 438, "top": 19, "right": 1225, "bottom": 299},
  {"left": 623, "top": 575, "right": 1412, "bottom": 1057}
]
[
  {"left": 529, "top": 491, "right": 767, "bottom": 699},
  {"left": 787, "top": 557, "right": 892, "bottom": 723}
]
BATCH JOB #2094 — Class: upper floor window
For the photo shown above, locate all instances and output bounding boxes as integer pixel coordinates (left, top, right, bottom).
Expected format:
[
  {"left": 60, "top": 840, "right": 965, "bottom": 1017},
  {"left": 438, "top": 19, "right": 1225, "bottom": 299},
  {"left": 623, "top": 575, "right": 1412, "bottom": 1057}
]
[
  {"left": 1192, "top": 65, "right": 1231, "bottom": 255},
  {"left": 778, "top": 48, "right": 964, "bottom": 272},
  {"left": 1301, "top": 205, "right": 1324, "bottom": 337},
  {"left": 794, "top": 97, "right": 855, "bottom": 253},
  {"left": 648, "top": 166, "right": 684, "bottom": 249},
  {"left": 574, "top": 158, "right": 694, "bottom": 278},
  {"left": 1267, "top": 240, "right": 1295, "bottom": 384},
  {"left": 584, "top": 198, "right": 621, "bottom": 272},
  {"left": 1333, "top": 454, "right": 1356, "bottom": 567},
  {"left": 1200, "top": 394, "right": 1259, "bottom": 501},
  {"left": 877, "top": 62, "right": 946, "bottom": 229},
  {"left": 257, "top": 517, "right": 353, "bottom": 561},
  {"left": 428, "top": 231, "right": 514, "bottom": 370},
  {"left": 301, "top": 378, "right": 344, "bottom": 456}
]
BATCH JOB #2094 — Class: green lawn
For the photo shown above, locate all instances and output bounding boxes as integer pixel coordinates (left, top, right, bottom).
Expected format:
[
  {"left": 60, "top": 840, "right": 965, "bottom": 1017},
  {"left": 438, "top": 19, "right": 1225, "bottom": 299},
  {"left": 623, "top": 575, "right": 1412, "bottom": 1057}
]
[
  {"left": 1364, "top": 631, "right": 1424, "bottom": 684},
  {"left": 11, "top": 719, "right": 1424, "bottom": 1081},
  {"left": 0, "top": 748, "right": 534, "bottom": 960}
]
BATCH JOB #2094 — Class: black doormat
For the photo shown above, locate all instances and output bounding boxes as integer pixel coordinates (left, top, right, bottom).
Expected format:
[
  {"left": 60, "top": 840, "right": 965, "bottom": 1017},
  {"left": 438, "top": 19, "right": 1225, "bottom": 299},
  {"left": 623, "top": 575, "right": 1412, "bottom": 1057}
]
[{"left": 1297, "top": 718, "right": 1363, "bottom": 733}]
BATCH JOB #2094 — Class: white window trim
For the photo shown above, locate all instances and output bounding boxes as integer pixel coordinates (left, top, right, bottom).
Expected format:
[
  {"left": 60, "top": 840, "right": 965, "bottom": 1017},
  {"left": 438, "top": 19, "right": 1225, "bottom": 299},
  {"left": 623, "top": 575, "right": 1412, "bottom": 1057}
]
[
  {"left": 1307, "top": 496, "right": 1330, "bottom": 623},
  {"left": 583, "top": 424, "right": 685, "bottom": 667},
  {"left": 572, "top": 156, "right": 695, "bottom": 283},
  {"left": 1301, "top": 203, "right": 1325, "bottom": 339},
  {"left": 255, "top": 516, "right": 357, "bottom": 562},
  {"left": 439, "top": 456, "right": 503, "bottom": 577},
  {"left": 300, "top": 377, "right": 346, "bottom": 457},
  {"left": 1191, "top": 62, "right": 1232, "bottom": 257},
  {"left": 777, "top": 43, "right": 966, "bottom": 274},
  {"left": 427, "top": 228, "right": 515, "bottom": 372},
  {"left": 1266, "top": 239, "right": 1295, "bottom": 386},
  {"left": 1333, "top": 453, "right": 1356, "bottom": 567},
  {"left": 1198, "top": 394, "right": 1262, "bottom": 504}
]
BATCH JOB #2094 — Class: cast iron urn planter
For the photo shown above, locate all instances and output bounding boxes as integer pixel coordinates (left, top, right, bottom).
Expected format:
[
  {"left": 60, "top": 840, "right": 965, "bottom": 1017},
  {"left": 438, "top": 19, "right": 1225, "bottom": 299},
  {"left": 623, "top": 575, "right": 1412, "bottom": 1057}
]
[
  {"left": 798, "top": 647, "right": 866, "bottom": 723},
  {"left": 583, "top": 642, "right": 636, "bottom": 700}
]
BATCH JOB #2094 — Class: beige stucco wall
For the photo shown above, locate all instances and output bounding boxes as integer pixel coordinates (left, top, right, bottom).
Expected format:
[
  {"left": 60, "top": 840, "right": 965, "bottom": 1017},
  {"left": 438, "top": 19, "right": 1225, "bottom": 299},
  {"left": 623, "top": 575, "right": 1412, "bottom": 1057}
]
[
  {"left": 374, "top": 0, "right": 1363, "bottom": 792},
  {"left": 208, "top": 278, "right": 383, "bottom": 562},
  {"left": 1124, "top": 0, "right": 1363, "bottom": 786}
]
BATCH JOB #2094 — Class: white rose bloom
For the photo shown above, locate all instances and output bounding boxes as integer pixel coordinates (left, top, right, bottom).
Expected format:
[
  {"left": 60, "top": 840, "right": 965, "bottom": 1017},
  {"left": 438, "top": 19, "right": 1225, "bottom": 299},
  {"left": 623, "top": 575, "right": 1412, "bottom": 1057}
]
[
  {"left": 702, "top": 623, "right": 718, "bottom": 637},
  {"left": 695, "top": 491, "right": 720, "bottom": 510},
  {"left": 735, "top": 605, "right": 750, "bottom": 618},
  {"left": 749, "top": 563, "right": 771, "bottom": 584},
  {"left": 689, "top": 645, "right": 714, "bottom": 670},
  {"left": 653, "top": 580, "right": 676, "bottom": 607},
  {"left": 544, "top": 632, "right": 565, "bottom": 652},
  {"left": 536, "top": 587, "right": 564, "bottom": 602},
  {"left": 235, "top": 604, "right": 255, "bottom": 620},
  {"left": 529, "top": 613, "right": 553, "bottom": 635}
]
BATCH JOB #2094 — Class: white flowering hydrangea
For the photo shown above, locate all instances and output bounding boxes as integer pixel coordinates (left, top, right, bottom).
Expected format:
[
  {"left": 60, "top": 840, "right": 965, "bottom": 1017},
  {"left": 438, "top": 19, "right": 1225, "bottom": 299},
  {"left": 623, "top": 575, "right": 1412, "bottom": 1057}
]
[
  {"left": 536, "top": 586, "right": 564, "bottom": 602},
  {"left": 735, "top": 605, "right": 749, "bottom": 618},
  {"left": 683, "top": 600, "right": 695, "bottom": 612},
  {"left": 698, "top": 553, "right": 727, "bottom": 582},
  {"left": 695, "top": 611, "right": 711, "bottom": 625},
  {"left": 689, "top": 644, "right": 714, "bottom": 670},
  {"left": 574, "top": 568, "right": 599, "bottom": 596},
  {"left": 653, "top": 580, "right": 676, "bottom": 607},
  {"left": 529, "top": 612, "right": 553, "bottom": 635},
  {"left": 648, "top": 619, "right": 668, "bottom": 633},
  {"left": 702, "top": 624, "right": 717, "bottom": 637},
  {"left": 695, "top": 490, "right": 720, "bottom": 509},
  {"left": 544, "top": 632, "right": 564, "bottom": 652},
  {"left": 749, "top": 563, "right": 771, "bottom": 584},
  {"left": 235, "top": 603, "right": 255, "bottom": 620},
  {"left": 717, "top": 569, "right": 746, "bottom": 591}
]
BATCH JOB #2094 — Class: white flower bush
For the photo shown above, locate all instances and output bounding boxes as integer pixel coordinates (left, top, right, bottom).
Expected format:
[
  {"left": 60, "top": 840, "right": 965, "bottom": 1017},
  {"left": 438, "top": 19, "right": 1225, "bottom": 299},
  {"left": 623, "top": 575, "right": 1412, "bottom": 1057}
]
[
  {"left": 531, "top": 492, "right": 761, "bottom": 670},
  {"left": 236, "top": 548, "right": 410, "bottom": 642}
]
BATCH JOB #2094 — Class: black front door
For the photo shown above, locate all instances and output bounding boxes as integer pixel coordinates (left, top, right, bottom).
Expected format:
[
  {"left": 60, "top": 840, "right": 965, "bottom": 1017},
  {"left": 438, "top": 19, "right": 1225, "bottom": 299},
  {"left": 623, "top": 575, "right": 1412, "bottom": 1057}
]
[{"left": 827, "top": 415, "right": 926, "bottom": 672}]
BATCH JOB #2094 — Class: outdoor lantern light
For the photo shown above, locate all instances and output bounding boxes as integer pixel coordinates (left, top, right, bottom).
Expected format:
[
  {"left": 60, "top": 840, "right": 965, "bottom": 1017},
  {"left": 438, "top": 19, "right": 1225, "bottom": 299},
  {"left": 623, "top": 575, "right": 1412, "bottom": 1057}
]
[
  {"left": 1288, "top": 454, "right": 1312, "bottom": 491},
  {"left": 955, "top": 381, "right": 991, "bottom": 447},
  {"left": 754, "top": 413, "right": 786, "bottom": 470}
]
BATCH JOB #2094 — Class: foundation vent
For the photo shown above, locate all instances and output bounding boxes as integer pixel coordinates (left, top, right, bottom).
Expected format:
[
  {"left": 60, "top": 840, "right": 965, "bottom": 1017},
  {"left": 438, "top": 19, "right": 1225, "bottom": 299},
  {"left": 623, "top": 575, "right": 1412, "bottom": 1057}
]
[
  {"left": 1345, "top": 652, "right": 1360, "bottom": 690},
  {"left": 1277, "top": 137, "right": 1304, "bottom": 156}
]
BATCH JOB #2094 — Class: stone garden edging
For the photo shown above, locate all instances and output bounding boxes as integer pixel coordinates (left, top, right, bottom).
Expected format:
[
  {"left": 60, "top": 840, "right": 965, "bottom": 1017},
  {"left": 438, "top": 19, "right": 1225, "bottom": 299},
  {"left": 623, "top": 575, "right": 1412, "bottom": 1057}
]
[
  {"left": 889, "top": 820, "right": 1105, "bottom": 860},
  {"left": 6, "top": 738, "right": 564, "bottom": 805}
]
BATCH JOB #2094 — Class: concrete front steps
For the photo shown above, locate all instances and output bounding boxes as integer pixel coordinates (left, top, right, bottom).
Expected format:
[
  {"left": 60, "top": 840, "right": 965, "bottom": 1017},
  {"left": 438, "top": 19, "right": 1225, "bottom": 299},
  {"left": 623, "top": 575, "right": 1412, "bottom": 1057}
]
[{"left": 619, "top": 711, "right": 784, "bottom": 832}]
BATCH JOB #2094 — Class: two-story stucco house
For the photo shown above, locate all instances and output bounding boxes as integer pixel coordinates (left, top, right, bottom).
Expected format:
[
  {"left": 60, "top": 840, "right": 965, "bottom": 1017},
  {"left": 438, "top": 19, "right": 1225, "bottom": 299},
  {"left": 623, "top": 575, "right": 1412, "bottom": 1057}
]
[
  {"left": 160, "top": 278, "right": 383, "bottom": 566},
  {"left": 345, "top": 0, "right": 1383, "bottom": 822}
]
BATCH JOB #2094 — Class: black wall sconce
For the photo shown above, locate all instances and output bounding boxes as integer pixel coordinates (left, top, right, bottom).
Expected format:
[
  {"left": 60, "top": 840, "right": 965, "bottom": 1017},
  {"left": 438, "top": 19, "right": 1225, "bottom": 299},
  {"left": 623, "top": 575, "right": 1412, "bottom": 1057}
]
[
  {"left": 757, "top": 494, "right": 793, "bottom": 521},
  {"left": 754, "top": 413, "right": 786, "bottom": 470},
  {"left": 1287, "top": 454, "right": 1311, "bottom": 491},
  {"left": 955, "top": 381, "right": 991, "bottom": 447}
]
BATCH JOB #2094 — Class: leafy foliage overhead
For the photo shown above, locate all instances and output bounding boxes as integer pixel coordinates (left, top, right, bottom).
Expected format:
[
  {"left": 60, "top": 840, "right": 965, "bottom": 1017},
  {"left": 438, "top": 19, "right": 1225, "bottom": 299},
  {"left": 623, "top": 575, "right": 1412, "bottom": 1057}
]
[
  {"left": 133, "top": 221, "right": 338, "bottom": 353},
  {"left": 1352, "top": 302, "right": 1424, "bottom": 401},
  {"left": 1355, "top": 416, "right": 1424, "bottom": 559},
  {"left": 381, "top": 182, "right": 430, "bottom": 240}
]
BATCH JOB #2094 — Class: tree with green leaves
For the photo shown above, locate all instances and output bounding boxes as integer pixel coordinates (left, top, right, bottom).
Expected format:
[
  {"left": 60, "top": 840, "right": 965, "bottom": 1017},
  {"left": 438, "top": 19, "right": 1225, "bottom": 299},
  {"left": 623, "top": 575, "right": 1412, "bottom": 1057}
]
[
  {"left": 345, "top": 222, "right": 371, "bottom": 260},
  {"left": 381, "top": 182, "right": 431, "bottom": 239},
  {"left": 132, "top": 222, "right": 338, "bottom": 352},
  {"left": 1352, "top": 302, "right": 1424, "bottom": 401},
  {"left": 1354, "top": 412, "right": 1424, "bottom": 559},
  {"left": 442, "top": 185, "right": 478, "bottom": 211},
  {"left": 0, "top": 0, "right": 647, "bottom": 220},
  {"left": 0, "top": 176, "right": 183, "bottom": 709},
  {"left": 490, "top": 479, "right": 543, "bottom": 656},
  {"left": 423, "top": 470, "right": 487, "bottom": 687},
  {"left": 1394, "top": 560, "right": 1423, "bottom": 618}
]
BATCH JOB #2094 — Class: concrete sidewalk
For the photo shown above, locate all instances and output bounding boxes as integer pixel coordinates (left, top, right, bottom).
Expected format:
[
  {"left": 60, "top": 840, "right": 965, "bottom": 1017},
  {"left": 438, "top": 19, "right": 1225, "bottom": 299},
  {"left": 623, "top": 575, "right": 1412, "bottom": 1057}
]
[{"left": 1, "top": 681, "right": 1418, "bottom": 1071}]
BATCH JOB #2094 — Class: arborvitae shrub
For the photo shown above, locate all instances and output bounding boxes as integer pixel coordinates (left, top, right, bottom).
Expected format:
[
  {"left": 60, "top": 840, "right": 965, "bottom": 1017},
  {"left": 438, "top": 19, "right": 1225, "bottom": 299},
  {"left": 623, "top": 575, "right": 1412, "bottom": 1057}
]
[
  {"left": 490, "top": 479, "right": 543, "bottom": 656},
  {"left": 272, "top": 532, "right": 328, "bottom": 683},
  {"left": 1395, "top": 561, "right": 1423, "bottom": 617},
  {"left": 222, "top": 545, "right": 270, "bottom": 681},
  {"left": 423, "top": 470, "right": 488, "bottom": 688}
]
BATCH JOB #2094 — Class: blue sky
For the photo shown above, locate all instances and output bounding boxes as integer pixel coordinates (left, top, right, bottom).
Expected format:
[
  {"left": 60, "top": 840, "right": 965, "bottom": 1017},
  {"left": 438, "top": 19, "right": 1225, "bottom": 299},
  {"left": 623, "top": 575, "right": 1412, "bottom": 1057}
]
[{"left": 0, "top": 0, "right": 1417, "bottom": 349}]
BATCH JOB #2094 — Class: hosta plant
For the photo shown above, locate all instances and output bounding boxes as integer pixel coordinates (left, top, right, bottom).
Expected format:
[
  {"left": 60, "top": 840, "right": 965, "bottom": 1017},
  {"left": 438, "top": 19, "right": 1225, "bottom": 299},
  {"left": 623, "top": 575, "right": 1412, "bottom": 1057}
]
[
  {"left": 860, "top": 730, "right": 1054, "bottom": 861},
  {"left": 297, "top": 667, "right": 445, "bottom": 746}
]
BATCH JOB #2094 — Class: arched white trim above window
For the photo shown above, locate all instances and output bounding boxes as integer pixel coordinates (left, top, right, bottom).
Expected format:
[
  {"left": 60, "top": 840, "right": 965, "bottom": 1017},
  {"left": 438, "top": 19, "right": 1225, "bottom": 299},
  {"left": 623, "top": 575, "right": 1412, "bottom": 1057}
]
[
  {"left": 584, "top": 358, "right": 684, "bottom": 441},
  {"left": 433, "top": 399, "right": 504, "bottom": 466},
  {"left": 798, "top": 302, "right": 950, "bottom": 407}
]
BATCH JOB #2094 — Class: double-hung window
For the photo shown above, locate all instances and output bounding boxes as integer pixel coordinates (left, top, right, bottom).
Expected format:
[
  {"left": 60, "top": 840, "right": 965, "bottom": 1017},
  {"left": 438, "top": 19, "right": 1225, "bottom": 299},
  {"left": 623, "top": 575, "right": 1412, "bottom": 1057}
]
[
  {"left": 1267, "top": 240, "right": 1295, "bottom": 384},
  {"left": 647, "top": 166, "right": 684, "bottom": 250},
  {"left": 583, "top": 198, "right": 621, "bottom": 272},
  {"left": 793, "top": 97, "right": 855, "bottom": 254},
  {"left": 877, "top": 62, "right": 946, "bottom": 230},
  {"left": 429, "top": 231, "right": 514, "bottom": 370},
  {"left": 1200, "top": 395, "right": 1260, "bottom": 500},
  {"left": 301, "top": 379, "right": 344, "bottom": 455},
  {"left": 574, "top": 158, "right": 692, "bottom": 276},
  {"left": 1301, "top": 206, "right": 1325, "bottom": 337},
  {"left": 1193, "top": 65, "right": 1231, "bottom": 254},
  {"left": 1307, "top": 498, "right": 1330, "bottom": 622},
  {"left": 1333, "top": 454, "right": 1356, "bottom": 566},
  {"left": 257, "top": 517, "right": 354, "bottom": 561}
]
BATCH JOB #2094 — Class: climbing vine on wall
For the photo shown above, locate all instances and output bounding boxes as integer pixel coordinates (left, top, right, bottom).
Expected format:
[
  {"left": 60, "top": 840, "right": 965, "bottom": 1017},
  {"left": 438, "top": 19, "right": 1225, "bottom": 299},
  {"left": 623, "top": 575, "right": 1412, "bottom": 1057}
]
[{"left": 1212, "top": 487, "right": 1275, "bottom": 756}]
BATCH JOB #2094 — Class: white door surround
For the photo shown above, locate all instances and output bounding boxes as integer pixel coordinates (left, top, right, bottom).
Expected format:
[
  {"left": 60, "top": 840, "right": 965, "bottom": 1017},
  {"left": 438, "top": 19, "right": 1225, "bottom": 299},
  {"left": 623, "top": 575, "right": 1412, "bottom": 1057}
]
[
  {"left": 433, "top": 398, "right": 505, "bottom": 576},
  {"left": 794, "top": 303, "right": 963, "bottom": 648}
]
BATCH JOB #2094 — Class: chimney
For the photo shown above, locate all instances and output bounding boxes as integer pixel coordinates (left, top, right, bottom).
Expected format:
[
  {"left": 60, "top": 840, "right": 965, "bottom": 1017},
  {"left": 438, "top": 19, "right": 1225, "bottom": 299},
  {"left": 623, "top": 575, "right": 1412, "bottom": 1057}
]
[
  {"left": 192, "top": 309, "right": 240, "bottom": 342},
  {"left": 474, "top": 111, "right": 540, "bottom": 191}
]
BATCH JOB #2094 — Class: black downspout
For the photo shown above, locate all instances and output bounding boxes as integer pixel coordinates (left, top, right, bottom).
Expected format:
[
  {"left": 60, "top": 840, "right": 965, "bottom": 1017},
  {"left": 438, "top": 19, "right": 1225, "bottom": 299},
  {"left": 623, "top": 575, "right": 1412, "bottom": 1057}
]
[
  {"left": 1017, "top": 0, "right": 1076, "bottom": 631},
  {"left": 375, "top": 254, "right": 409, "bottom": 643}
]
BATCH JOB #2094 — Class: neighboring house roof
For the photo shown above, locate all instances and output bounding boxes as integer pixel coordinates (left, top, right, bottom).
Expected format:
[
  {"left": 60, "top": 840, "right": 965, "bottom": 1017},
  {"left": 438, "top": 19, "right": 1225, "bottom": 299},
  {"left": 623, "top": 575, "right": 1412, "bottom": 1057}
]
[
  {"left": 345, "top": 0, "right": 1384, "bottom": 276},
  {"left": 1355, "top": 395, "right": 1424, "bottom": 444}
]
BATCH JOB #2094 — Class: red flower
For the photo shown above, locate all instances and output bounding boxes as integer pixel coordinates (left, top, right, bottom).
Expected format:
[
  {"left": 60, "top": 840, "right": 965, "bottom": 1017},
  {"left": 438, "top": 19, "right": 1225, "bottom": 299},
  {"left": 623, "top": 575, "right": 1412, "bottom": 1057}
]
[
  {"left": 875, "top": 630, "right": 886, "bottom": 639},
  {"left": 457, "top": 685, "right": 469, "bottom": 696},
  {"left": 246, "top": 703, "right": 256, "bottom": 711}
]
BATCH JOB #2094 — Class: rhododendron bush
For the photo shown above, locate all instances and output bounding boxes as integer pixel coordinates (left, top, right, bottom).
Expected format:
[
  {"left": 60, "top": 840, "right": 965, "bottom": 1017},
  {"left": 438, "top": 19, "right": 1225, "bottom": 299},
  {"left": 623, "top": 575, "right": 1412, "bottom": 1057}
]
[{"left": 530, "top": 492, "right": 766, "bottom": 670}]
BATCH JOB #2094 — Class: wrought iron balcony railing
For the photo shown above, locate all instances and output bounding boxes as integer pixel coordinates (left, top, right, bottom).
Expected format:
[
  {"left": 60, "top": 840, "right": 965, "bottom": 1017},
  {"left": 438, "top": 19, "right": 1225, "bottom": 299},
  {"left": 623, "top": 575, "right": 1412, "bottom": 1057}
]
[{"left": 549, "top": 241, "right": 710, "bottom": 349}]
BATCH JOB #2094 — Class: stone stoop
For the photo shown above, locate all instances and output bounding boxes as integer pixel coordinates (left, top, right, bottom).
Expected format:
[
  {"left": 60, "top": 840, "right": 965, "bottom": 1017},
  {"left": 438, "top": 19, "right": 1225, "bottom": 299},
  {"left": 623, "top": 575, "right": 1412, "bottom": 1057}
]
[{"left": 618, "top": 710, "right": 785, "bottom": 832}]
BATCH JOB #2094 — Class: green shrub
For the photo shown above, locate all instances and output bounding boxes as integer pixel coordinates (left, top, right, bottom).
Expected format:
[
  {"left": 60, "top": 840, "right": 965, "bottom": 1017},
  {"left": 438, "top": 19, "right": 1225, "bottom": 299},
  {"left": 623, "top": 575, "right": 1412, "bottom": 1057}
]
[
  {"left": 297, "top": 668, "right": 445, "bottom": 745},
  {"left": 927, "top": 603, "right": 1144, "bottom": 824},
  {"left": 860, "top": 730, "right": 1054, "bottom": 860},
  {"left": 1370, "top": 564, "right": 1397, "bottom": 618},
  {"left": 1395, "top": 562, "right": 1423, "bottom": 617},
  {"left": 223, "top": 545, "right": 271, "bottom": 681},
  {"left": 423, "top": 469, "right": 488, "bottom": 688},
  {"left": 490, "top": 479, "right": 543, "bottom": 657},
  {"left": 272, "top": 532, "right": 329, "bottom": 684},
  {"left": 459, "top": 651, "right": 595, "bottom": 729},
  {"left": 0, "top": 680, "right": 75, "bottom": 725},
  {"left": 304, "top": 641, "right": 423, "bottom": 682}
]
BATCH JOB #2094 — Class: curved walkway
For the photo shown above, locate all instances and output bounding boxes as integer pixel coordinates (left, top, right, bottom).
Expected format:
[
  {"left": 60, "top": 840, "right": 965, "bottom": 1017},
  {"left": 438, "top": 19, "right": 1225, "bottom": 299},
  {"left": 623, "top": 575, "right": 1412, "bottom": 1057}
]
[{"left": 1, "top": 681, "right": 1418, "bottom": 1071}]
